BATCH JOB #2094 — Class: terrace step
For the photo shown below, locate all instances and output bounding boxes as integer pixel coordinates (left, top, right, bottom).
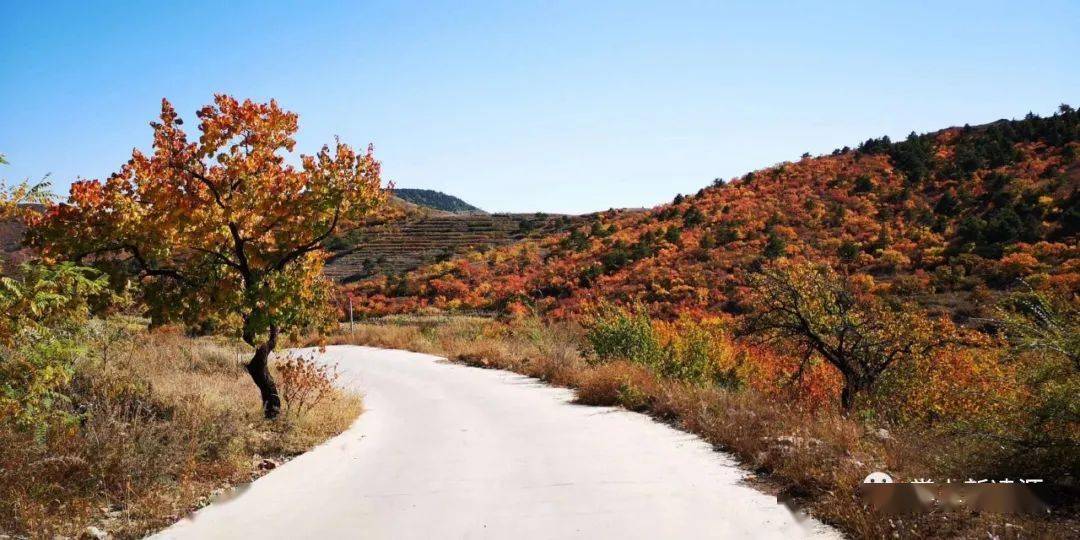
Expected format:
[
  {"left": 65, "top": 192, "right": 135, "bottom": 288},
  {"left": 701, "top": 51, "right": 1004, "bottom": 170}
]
[{"left": 324, "top": 213, "right": 582, "bottom": 281}]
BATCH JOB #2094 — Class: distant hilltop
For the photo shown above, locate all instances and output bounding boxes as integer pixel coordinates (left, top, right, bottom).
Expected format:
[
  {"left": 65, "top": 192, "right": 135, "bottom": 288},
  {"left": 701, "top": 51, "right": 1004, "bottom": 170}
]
[{"left": 394, "top": 188, "right": 485, "bottom": 214}]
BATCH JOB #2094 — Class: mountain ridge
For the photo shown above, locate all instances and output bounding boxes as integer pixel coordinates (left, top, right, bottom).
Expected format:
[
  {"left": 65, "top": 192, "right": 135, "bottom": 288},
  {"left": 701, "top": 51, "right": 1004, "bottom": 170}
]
[
  {"left": 393, "top": 188, "right": 485, "bottom": 214},
  {"left": 347, "top": 106, "right": 1079, "bottom": 319}
]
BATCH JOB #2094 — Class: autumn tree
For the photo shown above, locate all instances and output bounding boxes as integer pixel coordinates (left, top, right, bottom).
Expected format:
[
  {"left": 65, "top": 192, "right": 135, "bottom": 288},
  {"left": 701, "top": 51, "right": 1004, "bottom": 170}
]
[
  {"left": 33, "top": 96, "right": 388, "bottom": 418},
  {"left": 742, "top": 261, "right": 946, "bottom": 410},
  {"left": 993, "top": 287, "right": 1079, "bottom": 461}
]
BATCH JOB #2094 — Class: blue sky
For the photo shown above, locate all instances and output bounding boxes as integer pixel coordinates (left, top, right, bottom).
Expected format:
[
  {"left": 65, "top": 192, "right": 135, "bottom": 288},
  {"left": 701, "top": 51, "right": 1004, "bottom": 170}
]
[{"left": 2, "top": 1, "right": 1077, "bottom": 214}]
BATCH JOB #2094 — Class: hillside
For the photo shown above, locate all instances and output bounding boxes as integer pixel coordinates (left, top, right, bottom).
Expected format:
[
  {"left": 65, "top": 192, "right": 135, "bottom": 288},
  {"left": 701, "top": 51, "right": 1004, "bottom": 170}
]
[
  {"left": 393, "top": 188, "right": 485, "bottom": 214},
  {"left": 324, "top": 211, "right": 586, "bottom": 282},
  {"left": 347, "top": 106, "right": 1079, "bottom": 318},
  {"left": 320, "top": 189, "right": 586, "bottom": 282},
  {"left": 0, "top": 195, "right": 582, "bottom": 282}
]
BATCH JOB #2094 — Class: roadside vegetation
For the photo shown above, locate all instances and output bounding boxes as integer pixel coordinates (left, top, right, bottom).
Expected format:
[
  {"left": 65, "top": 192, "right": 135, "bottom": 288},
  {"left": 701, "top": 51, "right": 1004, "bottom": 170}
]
[
  {"left": 330, "top": 106, "right": 1079, "bottom": 537},
  {"left": 316, "top": 273, "right": 1077, "bottom": 538},
  {"left": 1, "top": 321, "right": 359, "bottom": 538},
  {"left": 0, "top": 208, "right": 359, "bottom": 539}
]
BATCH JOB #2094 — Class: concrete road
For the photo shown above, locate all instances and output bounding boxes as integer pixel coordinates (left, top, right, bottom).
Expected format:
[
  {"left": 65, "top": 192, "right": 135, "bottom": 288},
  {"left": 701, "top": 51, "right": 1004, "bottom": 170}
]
[{"left": 152, "top": 346, "right": 841, "bottom": 539}]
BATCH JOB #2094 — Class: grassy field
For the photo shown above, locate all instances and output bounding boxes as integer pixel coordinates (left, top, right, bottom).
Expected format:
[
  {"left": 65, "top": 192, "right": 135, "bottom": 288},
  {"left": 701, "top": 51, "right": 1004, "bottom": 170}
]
[
  {"left": 311, "top": 315, "right": 1078, "bottom": 540},
  {"left": 0, "top": 324, "right": 361, "bottom": 539}
]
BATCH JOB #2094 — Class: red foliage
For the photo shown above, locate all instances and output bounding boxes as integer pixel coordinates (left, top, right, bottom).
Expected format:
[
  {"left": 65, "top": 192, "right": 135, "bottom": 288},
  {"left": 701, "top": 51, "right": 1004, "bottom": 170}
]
[{"left": 347, "top": 123, "right": 1079, "bottom": 320}]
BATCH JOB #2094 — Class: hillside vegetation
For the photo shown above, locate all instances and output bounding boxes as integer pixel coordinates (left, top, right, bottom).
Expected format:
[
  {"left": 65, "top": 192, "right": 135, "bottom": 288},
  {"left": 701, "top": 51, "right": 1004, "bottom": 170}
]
[
  {"left": 349, "top": 107, "right": 1078, "bottom": 319},
  {"left": 325, "top": 211, "right": 586, "bottom": 282}
]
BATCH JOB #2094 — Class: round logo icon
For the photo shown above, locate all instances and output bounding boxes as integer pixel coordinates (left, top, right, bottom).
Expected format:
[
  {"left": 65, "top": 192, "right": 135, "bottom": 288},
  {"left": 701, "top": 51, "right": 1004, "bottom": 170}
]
[{"left": 863, "top": 471, "right": 894, "bottom": 484}]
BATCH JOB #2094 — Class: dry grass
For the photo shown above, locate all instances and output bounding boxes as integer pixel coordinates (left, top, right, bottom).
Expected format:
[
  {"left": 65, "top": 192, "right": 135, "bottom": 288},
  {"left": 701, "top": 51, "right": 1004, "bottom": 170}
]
[
  {"left": 320, "top": 317, "right": 1077, "bottom": 540},
  {"left": 0, "top": 326, "right": 361, "bottom": 539}
]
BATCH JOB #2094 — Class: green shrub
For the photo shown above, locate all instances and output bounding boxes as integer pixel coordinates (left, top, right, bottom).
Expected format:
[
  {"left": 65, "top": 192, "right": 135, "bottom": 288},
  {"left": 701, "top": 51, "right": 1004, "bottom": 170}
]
[
  {"left": 1, "top": 263, "right": 107, "bottom": 435},
  {"left": 585, "top": 304, "right": 665, "bottom": 368},
  {"left": 664, "top": 319, "right": 743, "bottom": 389},
  {"left": 0, "top": 331, "right": 83, "bottom": 436},
  {"left": 586, "top": 304, "right": 743, "bottom": 388},
  {"left": 994, "top": 288, "right": 1080, "bottom": 474}
]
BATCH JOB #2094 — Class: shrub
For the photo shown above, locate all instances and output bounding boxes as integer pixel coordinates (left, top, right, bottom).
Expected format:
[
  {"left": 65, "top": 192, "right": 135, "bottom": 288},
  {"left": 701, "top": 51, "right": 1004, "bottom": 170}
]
[
  {"left": 837, "top": 240, "right": 860, "bottom": 262},
  {"left": 575, "top": 360, "right": 657, "bottom": 410},
  {"left": 654, "top": 316, "right": 743, "bottom": 388},
  {"left": 585, "top": 305, "right": 744, "bottom": 388},
  {"left": 997, "top": 252, "right": 1041, "bottom": 281},
  {"left": 1, "top": 263, "right": 107, "bottom": 434},
  {"left": 1, "top": 327, "right": 361, "bottom": 537},
  {"left": 991, "top": 288, "right": 1080, "bottom": 475},
  {"left": 682, "top": 206, "right": 705, "bottom": 227},
  {"left": 585, "top": 304, "right": 665, "bottom": 368},
  {"left": 0, "top": 328, "right": 83, "bottom": 435},
  {"left": 762, "top": 230, "right": 787, "bottom": 259},
  {"left": 276, "top": 354, "right": 342, "bottom": 419}
]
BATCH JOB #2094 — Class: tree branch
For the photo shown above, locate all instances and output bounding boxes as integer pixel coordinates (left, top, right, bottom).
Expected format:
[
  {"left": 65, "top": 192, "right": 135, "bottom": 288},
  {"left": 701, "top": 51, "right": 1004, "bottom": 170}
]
[
  {"left": 187, "top": 245, "right": 242, "bottom": 270},
  {"left": 178, "top": 163, "right": 227, "bottom": 211},
  {"left": 270, "top": 202, "right": 341, "bottom": 271},
  {"left": 228, "top": 222, "right": 255, "bottom": 287},
  {"left": 124, "top": 244, "right": 196, "bottom": 287}
]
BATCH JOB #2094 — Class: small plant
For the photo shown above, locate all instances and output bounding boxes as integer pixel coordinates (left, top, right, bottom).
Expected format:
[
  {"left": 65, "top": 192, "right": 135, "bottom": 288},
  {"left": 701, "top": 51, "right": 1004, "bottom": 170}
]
[
  {"left": 276, "top": 354, "right": 341, "bottom": 418},
  {"left": 585, "top": 304, "right": 665, "bottom": 368},
  {"left": 585, "top": 305, "right": 742, "bottom": 387},
  {"left": 0, "top": 263, "right": 107, "bottom": 434}
]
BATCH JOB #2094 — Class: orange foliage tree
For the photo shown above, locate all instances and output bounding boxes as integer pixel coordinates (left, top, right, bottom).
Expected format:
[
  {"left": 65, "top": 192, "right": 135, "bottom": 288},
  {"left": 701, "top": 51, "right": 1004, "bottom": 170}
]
[
  {"left": 742, "top": 260, "right": 951, "bottom": 410},
  {"left": 33, "top": 96, "right": 388, "bottom": 418}
]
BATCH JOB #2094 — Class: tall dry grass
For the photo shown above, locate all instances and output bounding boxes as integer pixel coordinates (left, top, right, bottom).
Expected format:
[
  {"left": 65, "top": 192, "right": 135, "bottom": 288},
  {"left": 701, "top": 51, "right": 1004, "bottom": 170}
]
[
  {"left": 0, "top": 325, "right": 361, "bottom": 539},
  {"left": 317, "top": 316, "right": 1077, "bottom": 539}
]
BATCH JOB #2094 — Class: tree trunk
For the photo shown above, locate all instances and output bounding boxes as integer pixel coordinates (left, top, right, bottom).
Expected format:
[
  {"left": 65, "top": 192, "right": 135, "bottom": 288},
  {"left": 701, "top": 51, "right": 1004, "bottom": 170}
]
[
  {"left": 246, "top": 325, "right": 281, "bottom": 419},
  {"left": 839, "top": 370, "right": 869, "bottom": 411},
  {"left": 840, "top": 384, "right": 855, "bottom": 411}
]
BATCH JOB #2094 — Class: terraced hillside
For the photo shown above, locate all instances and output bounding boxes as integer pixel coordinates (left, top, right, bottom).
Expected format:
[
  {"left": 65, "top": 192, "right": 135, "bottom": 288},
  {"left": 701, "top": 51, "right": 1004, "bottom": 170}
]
[
  {"left": 324, "top": 212, "right": 583, "bottom": 282},
  {"left": 1, "top": 197, "right": 583, "bottom": 282}
]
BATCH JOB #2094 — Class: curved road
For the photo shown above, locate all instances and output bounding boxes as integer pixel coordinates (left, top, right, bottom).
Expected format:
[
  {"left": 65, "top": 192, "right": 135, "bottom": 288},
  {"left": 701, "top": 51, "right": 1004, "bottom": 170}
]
[{"left": 153, "top": 346, "right": 840, "bottom": 539}]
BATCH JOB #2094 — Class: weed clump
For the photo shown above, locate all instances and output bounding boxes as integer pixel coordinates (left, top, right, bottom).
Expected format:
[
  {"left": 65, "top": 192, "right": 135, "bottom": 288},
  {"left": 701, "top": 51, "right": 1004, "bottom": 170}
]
[{"left": 0, "top": 325, "right": 361, "bottom": 538}]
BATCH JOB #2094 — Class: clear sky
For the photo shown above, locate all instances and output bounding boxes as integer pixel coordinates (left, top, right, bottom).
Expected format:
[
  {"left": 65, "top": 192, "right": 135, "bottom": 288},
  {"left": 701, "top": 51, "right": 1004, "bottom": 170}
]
[{"left": 2, "top": 1, "right": 1077, "bottom": 214}]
